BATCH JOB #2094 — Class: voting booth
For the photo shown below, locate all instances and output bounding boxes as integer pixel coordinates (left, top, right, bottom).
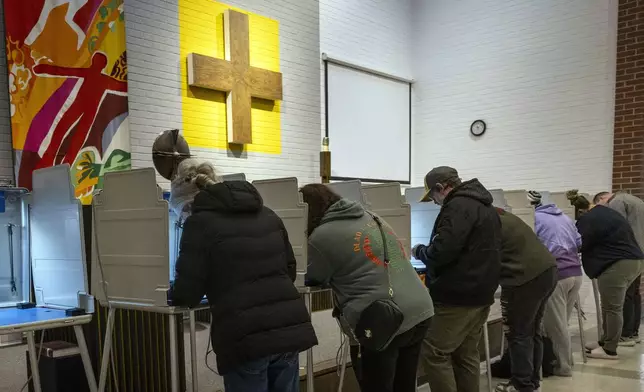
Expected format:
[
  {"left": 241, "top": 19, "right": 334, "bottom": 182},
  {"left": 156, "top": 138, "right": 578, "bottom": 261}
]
[
  {"left": 252, "top": 177, "right": 308, "bottom": 287},
  {"left": 489, "top": 189, "right": 509, "bottom": 210},
  {"left": 92, "top": 168, "right": 171, "bottom": 307},
  {"left": 91, "top": 167, "right": 193, "bottom": 392},
  {"left": 0, "top": 165, "right": 96, "bottom": 392},
  {"left": 327, "top": 180, "right": 370, "bottom": 208},
  {"left": 362, "top": 183, "right": 411, "bottom": 256},
  {"left": 504, "top": 190, "right": 535, "bottom": 230}
]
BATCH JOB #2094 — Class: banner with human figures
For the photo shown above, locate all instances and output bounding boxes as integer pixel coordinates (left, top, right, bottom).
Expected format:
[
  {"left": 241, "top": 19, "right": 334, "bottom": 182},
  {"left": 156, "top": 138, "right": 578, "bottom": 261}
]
[{"left": 3, "top": 0, "right": 131, "bottom": 204}]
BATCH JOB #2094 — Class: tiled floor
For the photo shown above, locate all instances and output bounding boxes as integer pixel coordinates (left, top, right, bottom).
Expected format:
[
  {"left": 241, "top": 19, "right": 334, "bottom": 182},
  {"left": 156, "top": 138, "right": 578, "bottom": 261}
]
[{"left": 1, "top": 322, "right": 643, "bottom": 391}]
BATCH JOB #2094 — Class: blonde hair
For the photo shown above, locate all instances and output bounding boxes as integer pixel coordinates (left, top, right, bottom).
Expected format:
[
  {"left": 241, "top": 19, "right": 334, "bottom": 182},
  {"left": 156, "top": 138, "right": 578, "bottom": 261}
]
[{"left": 169, "top": 158, "right": 222, "bottom": 214}]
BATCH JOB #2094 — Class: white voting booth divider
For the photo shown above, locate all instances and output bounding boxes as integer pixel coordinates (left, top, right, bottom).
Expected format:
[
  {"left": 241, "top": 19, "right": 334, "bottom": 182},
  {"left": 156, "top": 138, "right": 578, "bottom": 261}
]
[
  {"left": 92, "top": 167, "right": 205, "bottom": 392},
  {"left": 31, "top": 165, "right": 91, "bottom": 310},
  {"left": 504, "top": 190, "right": 535, "bottom": 230},
  {"left": 0, "top": 165, "right": 96, "bottom": 392},
  {"left": 362, "top": 184, "right": 412, "bottom": 257},
  {"left": 489, "top": 189, "right": 509, "bottom": 210},
  {"left": 252, "top": 177, "right": 308, "bottom": 287},
  {"left": 92, "top": 168, "right": 170, "bottom": 307},
  {"left": 327, "top": 180, "right": 370, "bottom": 208}
]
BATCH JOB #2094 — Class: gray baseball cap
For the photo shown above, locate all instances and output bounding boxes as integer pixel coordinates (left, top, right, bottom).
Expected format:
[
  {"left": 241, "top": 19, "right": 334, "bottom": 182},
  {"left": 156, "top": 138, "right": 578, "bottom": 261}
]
[{"left": 420, "top": 166, "right": 460, "bottom": 202}]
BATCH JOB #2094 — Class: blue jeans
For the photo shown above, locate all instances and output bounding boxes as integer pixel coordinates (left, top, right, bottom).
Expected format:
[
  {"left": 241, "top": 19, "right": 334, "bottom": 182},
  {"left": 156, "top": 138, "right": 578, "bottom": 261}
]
[{"left": 224, "top": 352, "right": 300, "bottom": 392}]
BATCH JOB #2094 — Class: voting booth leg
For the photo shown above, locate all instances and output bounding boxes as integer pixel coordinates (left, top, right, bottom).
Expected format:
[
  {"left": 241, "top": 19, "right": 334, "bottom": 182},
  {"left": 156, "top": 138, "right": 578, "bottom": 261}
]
[
  {"left": 98, "top": 308, "right": 116, "bottom": 392},
  {"left": 189, "top": 310, "right": 198, "bottom": 392},
  {"left": 169, "top": 313, "right": 180, "bottom": 392},
  {"left": 337, "top": 340, "right": 349, "bottom": 392},
  {"left": 483, "top": 322, "right": 492, "bottom": 392},
  {"left": 592, "top": 279, "right": 603, "bottom": 342},
  {"left": 26, "top": 331, "right": 42, "bottom": 392},
  {"left": 576, "top": 295, "right": 588, "bottom": 363},
  {"left": 303, "top": 291, "right": 315, "bottom": 392},
  {"left": 74, "top": 325, "right": 98, "bottom": 392}
]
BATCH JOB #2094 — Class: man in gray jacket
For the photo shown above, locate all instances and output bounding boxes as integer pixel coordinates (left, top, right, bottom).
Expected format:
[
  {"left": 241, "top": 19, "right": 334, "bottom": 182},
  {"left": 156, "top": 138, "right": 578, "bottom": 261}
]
[{"left": 595, "top": 191, "right": 644, "bottom": 344}]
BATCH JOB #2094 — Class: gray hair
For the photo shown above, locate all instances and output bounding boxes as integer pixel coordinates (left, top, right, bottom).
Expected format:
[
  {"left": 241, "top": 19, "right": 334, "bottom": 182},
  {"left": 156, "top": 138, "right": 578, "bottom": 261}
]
[{"left": 169, "top": 158, "right": 222, "bottom": 214}]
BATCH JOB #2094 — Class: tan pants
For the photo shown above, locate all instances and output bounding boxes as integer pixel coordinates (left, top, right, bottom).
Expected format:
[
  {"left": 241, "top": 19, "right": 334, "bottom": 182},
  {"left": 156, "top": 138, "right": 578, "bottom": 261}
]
[
  {"left": 542, "top": 275, "right": 582, "bottom": 376},
  {"left": 420, "top": 305, "right": 490, "bottom": 392}
]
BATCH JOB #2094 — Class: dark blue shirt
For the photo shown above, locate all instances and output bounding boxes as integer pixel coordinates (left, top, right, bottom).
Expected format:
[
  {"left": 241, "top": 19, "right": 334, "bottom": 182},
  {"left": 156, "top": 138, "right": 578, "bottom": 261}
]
[{"left": 576, "top": 205, "right": 644, "bottom": 278}]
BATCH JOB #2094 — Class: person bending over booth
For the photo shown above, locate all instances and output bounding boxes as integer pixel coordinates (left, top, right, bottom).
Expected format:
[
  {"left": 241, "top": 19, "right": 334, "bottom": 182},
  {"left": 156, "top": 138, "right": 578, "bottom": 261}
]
[
  {"left": 411, "top": 166, "right": 501, "bottom": 392},
  {"left": 169, "top": 159, "right": 318, "bottom": 392},
  {"left": 302, "top": 184, "right": 434, "bottom": 392},
  {"left": 594, "top": 191, "right": 644, "bottom": 345},
  {"left": 568, "top": 192, "right": 644, "bottom": 360},
  {"left": 494, "top": 208, "right": 558, "bottom": 392},
  {"left": 528, "top": 191, "right": 583, "bottom": 376}
]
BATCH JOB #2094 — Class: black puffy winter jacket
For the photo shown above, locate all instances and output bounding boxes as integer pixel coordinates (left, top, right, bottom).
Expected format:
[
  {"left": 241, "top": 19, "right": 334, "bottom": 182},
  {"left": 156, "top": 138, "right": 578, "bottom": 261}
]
[
  {"left": 415, "top": 179, "right": 502, "bottom": 307},
  {"left": 171, "top": 181, "right": 318, "bottom": 374}
]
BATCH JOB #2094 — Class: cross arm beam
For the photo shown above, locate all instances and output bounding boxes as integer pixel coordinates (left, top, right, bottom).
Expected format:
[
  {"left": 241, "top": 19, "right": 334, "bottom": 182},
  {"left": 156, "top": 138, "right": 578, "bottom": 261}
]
[
  {"left": 247, "top": 67, "right": 283, "bottom": 101},
  {"left": 187, "top": 53, "right": 234, "bottom": 92}
]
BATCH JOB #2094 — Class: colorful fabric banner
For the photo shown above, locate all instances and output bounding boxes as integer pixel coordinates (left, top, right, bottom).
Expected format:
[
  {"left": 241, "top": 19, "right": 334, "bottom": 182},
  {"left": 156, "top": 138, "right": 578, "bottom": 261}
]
[{"left": 4, "top": 0, "right": 130, "bottom": 204}]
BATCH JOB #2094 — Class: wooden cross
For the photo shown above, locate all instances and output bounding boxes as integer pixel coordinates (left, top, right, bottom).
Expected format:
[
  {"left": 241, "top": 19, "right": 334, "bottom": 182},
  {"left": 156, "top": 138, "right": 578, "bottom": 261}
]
[{"left": 187, "top": 9, "right": 283, "bottom": 145}]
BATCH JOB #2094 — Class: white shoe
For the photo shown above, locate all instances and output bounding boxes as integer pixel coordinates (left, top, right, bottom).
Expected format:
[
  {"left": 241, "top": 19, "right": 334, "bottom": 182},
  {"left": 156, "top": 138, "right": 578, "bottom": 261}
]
[
  {"left": 585, "top": 341, "right": 600, "bottom": 352},
  {"left": 587, "top": 347, "right": 619, "bottom": 360},
  {"left": 494, "top": 382, "right": 519, "bottom": 392},
  {"left": 619, "top": 337, "right": 636, "bottom": 347}
]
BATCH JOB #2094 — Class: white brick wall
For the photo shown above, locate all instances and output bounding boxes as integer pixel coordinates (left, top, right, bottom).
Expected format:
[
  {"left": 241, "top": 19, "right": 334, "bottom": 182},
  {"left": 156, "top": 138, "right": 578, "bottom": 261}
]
[
  {"left": 320, "top": 0, "right": 414, "bottom": 79},
  {"left": 411, "top": 0, "right": 618, "bottom": 195},
  {"left": 0, "top": 5, "right": 16, "bottom": 183},
  {"left": 126, "top": 0, "right": 321, "bottom": 189}
]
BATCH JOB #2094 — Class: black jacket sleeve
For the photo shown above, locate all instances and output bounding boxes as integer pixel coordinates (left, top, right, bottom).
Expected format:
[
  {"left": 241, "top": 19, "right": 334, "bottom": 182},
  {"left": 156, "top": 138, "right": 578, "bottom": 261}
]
[
  {"left": 172, "top": 215, "right": 209, "bottom": 307},
  {"left": 417, "top": 198, "right": 475, "bottom": 270},
  {"left": 278, "top": 219, "right": 298, "bottom": 282}
]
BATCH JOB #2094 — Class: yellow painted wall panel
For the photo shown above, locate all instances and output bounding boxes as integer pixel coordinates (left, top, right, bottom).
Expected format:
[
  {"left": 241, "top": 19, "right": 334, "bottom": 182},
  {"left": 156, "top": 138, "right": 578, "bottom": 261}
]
[{"left": 178, "top": 0, "right": 281, "bottom": 153}]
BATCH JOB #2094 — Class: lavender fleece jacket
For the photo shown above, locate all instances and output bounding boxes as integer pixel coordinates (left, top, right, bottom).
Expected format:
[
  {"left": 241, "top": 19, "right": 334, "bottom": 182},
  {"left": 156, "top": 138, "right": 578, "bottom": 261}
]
[{"left": 534, "top": 204, "right": 583, "bottom": 280}]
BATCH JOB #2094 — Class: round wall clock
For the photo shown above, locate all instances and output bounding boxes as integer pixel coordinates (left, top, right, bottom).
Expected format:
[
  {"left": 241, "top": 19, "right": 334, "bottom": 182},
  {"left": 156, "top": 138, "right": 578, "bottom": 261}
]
[{"left": 470, "top": 120, "right": 487, "bottom": 137}]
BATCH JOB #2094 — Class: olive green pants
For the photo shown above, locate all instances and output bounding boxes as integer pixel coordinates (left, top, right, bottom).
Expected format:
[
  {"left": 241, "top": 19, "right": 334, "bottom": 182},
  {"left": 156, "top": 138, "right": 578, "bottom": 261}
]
[
  {"left": 420, "top": 305, "right": 490, "bottom": 392},
  {"left": 597, "top": 259, "right": 644, "bottom": 352}
]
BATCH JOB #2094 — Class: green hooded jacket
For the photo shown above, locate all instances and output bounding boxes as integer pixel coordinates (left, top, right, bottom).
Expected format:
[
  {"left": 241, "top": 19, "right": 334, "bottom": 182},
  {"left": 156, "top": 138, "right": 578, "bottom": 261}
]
[{"left": 306, "top": 199, "right": 434, "bottom": 337}]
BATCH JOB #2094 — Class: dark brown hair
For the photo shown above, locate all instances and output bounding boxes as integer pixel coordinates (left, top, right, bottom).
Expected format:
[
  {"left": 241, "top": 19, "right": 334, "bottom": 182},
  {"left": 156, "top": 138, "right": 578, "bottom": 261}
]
[
  {"left": 566, "top": 189, "right": 591, "bottom": 219},
  {"left": 300, "top": 184, "right": 342, "bottom": 235}
]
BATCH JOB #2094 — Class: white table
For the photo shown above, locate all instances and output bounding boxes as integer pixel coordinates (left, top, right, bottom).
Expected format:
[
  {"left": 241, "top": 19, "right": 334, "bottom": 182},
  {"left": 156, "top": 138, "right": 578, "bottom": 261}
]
[{"left": 0, "top": 307, "right": 96, "bottom": 392}]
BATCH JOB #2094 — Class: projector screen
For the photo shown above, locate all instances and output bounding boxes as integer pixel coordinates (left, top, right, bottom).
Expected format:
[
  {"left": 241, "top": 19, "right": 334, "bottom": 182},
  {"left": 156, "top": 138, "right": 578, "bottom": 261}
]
[{"left": 326, "top": 62, "right": 411, "bottom": 183}]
